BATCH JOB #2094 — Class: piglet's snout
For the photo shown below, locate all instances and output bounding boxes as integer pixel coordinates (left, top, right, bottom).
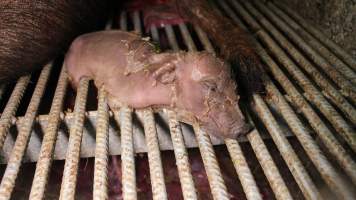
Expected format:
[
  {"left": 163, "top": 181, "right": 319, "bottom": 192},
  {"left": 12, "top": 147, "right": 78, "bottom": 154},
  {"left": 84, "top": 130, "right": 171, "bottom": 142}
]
[
  {"left": 230, "top": 122, "right": 253, "bottom": 138},
  {"left": 216, "top": 110, "right": 252, "bottom": 138}
]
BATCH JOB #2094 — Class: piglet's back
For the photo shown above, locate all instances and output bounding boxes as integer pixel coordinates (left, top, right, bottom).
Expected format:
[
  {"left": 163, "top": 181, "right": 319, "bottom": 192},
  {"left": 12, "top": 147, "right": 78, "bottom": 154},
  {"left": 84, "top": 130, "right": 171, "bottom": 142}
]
[{"left": 64, "top": 30, "right": 144, "bottom": 87}]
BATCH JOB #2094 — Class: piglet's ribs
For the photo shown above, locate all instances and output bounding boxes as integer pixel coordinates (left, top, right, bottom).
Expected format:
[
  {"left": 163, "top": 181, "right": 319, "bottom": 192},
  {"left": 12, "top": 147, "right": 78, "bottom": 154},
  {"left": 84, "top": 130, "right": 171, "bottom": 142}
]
[{"left": 176, "top": 0, "right": 265, "bottom": 97}]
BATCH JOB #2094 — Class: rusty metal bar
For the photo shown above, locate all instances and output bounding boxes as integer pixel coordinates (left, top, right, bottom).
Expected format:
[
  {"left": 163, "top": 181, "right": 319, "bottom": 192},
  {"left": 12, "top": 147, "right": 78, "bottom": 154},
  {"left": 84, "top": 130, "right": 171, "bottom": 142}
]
[
  {"left": 119, "top": 13, "right": 139, "bottom": 200},
  {"left": 179, "top": 22, "right": 229, "bottom": 200},
  {"left": 229, "top": 0, "right": 356, "bottom": 152},
  {"left": 132, "top": 13, "right": 168, "bottom": 200},
  {"left": 273, "top": 1, "right": 356, "bottom": 70},
  {"left": 177, "top": 23, "right": 196, "bottom": 52},
  {"left": 219, "top": 2, "right": 326, "bottom": 198},
  {"left": 93, "top": 88, "right": 110, "bottom": 200},
  {"left": 150, "top": 26, "right": 160, "bottom": 43},
  {"left": 249, "top": 103, "right": 294, "bottom": 200},
  {"left": 193, "top": 126, "right": 229, "bottom": 200},
  {"left": 117, "top": 107, "right": 137, "bottom": 200},
  {"left": 220, "top": 0, "right": 356, "bottom": 186},
  {"left": 265, "top": 76, "right": 355, "bottom": 199},
  {"left": 267, "top": 2, "right": 356, "bottom": 85},
  {"left": 256, "top": 44, "right": 356, "bottom": 185},
  {"left": 222, "top": 0, "right": 355, "bottom": 194},
  {"left": 192, "top": 24, "right": 263, "bottom": 200},
  {"left": 242, "top": 1, "right": 356, "bottom": 124},
  {"left": 0, "top": 76, "right": 30, "bottom": 149},
  {"left": 162, "top": 26, "right": 198, "bottom": 200},
  {"left": 137, "top": 109, "right": 168, "bottom": 200},
  {"left": 29, "top": 66, "right": 68, "bottom": 200},
  {"left": 105, "top": 17, "right": 113, "bottom": 31},
  {"left": 59, "top": 77, "right": 89, "bottom": 200},
  {"left": 0, "top": 64, "right": 52, "bottom": 200},
  {"left": 0, "top": 108, "right": 223, "bottom": 163},
  {"left": 93, "top": 15, "right": 112, "bottom": 200},
  {"left": 247, "top": 129, "right": 294, "bottom": 200},
  {"left": 253, "top": 0, "right": 356, "bottom": 96},
  {"left": 225, "top": 139, "right": 263, "bottom": 200},
  {"left": 166, "top": 109, "right": 198, "bottom": 200},
  {"left": 120, "top": 12, "right": 128, "bottom": 31},
  {"left": 133, "top": 11, "right": 142, "bottom": 34},
  {"left": 253, "top": 94, "right": 322, "bottom": 200},
  {"left": 165, "top": 25, "right": 180, "bottom": 51},
  {"left": 179, "top": 24, "right": 197, "bottom": 51},
  {"left": 193, "top": 26, "right": 215, "bottom": 54}
]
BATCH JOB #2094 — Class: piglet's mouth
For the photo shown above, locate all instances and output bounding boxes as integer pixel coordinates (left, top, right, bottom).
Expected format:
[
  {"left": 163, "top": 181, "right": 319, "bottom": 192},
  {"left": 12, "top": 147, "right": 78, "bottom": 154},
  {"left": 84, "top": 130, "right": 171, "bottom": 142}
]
[
  {"left": 201, "top": 120, "right": 253, "bottom": 139},
  {"left": 201, "top": 110, "right": 254, "bottom": 139},
  {"left": 229, "top": 123, "right": 254, "bottom": 138}
]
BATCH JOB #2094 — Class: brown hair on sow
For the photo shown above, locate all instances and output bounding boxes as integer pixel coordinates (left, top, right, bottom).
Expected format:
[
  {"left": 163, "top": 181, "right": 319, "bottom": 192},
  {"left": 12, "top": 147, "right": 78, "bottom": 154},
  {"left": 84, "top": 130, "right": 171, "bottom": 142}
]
[{"left": 0, "top": 0, "right": 111, "bottom": 83}]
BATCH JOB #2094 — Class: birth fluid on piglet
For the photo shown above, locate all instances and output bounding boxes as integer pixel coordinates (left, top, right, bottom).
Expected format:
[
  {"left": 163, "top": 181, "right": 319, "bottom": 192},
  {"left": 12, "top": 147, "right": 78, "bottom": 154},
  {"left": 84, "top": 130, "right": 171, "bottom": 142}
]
[{"left": 65, "top": 30, "right": 252, "bottom": 139}]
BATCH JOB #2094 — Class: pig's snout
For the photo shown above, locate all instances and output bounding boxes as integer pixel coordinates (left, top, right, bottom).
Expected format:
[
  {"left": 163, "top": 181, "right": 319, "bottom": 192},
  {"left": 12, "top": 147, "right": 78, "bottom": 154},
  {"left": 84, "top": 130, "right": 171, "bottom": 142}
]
[
  {"left": 216, "top": 110, "right": 253, "bottom": 138},
  {"left": 201, "top": 115, "right": 252, "bottom": 139},
  {"left": 229, "top": 122, "right": 253, "bottom": 138},
  {"left": 201, "top": 103, "right": 253, "bottom": 139}
]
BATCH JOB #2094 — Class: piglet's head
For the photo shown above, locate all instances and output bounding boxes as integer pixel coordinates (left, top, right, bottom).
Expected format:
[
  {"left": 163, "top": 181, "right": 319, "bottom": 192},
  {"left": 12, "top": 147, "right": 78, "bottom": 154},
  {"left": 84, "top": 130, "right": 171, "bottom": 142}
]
[{"left": 175, "top": 52, "right": 252, "bottom": 139}]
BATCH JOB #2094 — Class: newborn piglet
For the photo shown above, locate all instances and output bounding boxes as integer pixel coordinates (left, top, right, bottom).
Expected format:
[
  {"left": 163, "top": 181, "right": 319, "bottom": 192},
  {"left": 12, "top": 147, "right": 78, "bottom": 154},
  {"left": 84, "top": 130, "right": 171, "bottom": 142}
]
[{"left": 65, "top": 30, "right": 251, "bottom": 138}]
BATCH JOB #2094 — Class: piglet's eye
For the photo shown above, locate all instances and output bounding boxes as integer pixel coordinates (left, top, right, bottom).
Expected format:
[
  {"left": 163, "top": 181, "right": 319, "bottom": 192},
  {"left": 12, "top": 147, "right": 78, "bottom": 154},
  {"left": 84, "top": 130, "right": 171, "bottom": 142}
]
[{"left": 203, "top": 81, "right": 218, "bottom": 92}]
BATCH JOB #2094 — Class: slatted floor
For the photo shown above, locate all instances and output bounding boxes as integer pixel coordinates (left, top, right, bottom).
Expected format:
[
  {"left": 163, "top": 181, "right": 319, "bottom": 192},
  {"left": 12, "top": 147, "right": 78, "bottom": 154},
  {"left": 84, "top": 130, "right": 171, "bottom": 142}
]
[{"left": 0, "top": 0, "right": 355, "bottom": 199}]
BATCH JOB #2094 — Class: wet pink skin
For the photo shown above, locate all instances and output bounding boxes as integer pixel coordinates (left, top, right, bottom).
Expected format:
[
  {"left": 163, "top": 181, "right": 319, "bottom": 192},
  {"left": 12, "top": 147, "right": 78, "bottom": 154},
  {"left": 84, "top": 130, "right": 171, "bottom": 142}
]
[{"left": 65, "top": 30, "right": 251, "bottom": 138}]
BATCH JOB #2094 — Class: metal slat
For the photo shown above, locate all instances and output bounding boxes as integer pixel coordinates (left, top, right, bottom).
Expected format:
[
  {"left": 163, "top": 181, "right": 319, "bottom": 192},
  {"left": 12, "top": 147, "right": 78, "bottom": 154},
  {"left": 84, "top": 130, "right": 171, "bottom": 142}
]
[
  {"left": 164, "top": 25, "right": 180, "bottom": 51},
  {"left": 178, "top": 23, "right": 229, "bottom": 200},
  {"left": 265, "top": 75, "right": 355, "bottom": 199},
  {"left": 166, "top": 110, "right": 198, "bottom": 200},
  {"left": 29, "top": 66, "right": 68, "bottom": 200},
  {"left": 247, "top": 129, "right": 294, "bottom": 200},
  {"left": 59, "top": 77, "right": 89, "bottom": 200},
  {"left": 92, "top": 18, "right": 112, "bottom": 200},
  {"left": 242, "top": 1, "right": 356, "bottom": 124},
  {"left": 133, "top": 11, "right": 142, "bottom": 34},
  {"left": 228, "top": 0, "right": 356, "bottom": 152},
  {"left": 0, "top": 76, "right": 30, "bottom": 149},
  {"left": 273, "top": 1, "right": 356, "bottom": 70},
  {"left": 219, "top": 1, "right": 323, "bottom": 199},
  {"left": 0, "top": 1, "right": 354, "bottom": 199},
  {"left": 120, "top": 12, "right": 128, "bottom": 31},
  {"left": 178, "top": 24, "right": 197, "bottom": 51},
  {"left": 225, "top": 139, "right": 264, "bottom": 200},
  {"left": 0, "top": 64, "right": 52, "bottom": 200},
  {"left": 118, "top": 11, "right": 139, "bottom": 200},
  {"left": 137, "top": 109, "right": 168, "bottom": 200},
  {"left": 256, "top": 44, "right": 356, "bottom": 185},
  {"left": 253, "top": 94, "right": 322, "bottom": 200},
  {"left": 162, "top": 25, "right": 198, "bottom": 200},
  {"left": 193, "top": 126, "right": 229, "bottom": 200},
  {"left": 150, "top": 26, "right": 160, "bottom": 43},
  {"left": 193, "top": 24, "right": 263, "bottom": 200},
  {"left": 267, "top": 2, "right": 356, "bottom": 85},
  {"left": 252, "top": 1, "right": 356, "bottom": 97},
  {"left": 193, "top": 26, "right": 215, "bottom": 55},
  {"left": 93, "top": 88, "right": 110, "bottom": 200},
  {"left": 132, "top": 12, "right": 168, "bottom": 200},
  {"left": 117, "top": 107, "right": 137, "bottom": 200},
  {"left": 222, "top": 0, "right": 356, "bottom": 188}
]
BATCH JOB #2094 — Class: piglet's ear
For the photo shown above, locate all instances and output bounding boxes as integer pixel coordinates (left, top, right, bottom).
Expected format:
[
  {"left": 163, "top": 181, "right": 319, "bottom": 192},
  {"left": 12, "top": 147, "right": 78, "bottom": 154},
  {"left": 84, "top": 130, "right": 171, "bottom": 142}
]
[{"left": 151, "top": 62, "right": 176, "bottom": 84}]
